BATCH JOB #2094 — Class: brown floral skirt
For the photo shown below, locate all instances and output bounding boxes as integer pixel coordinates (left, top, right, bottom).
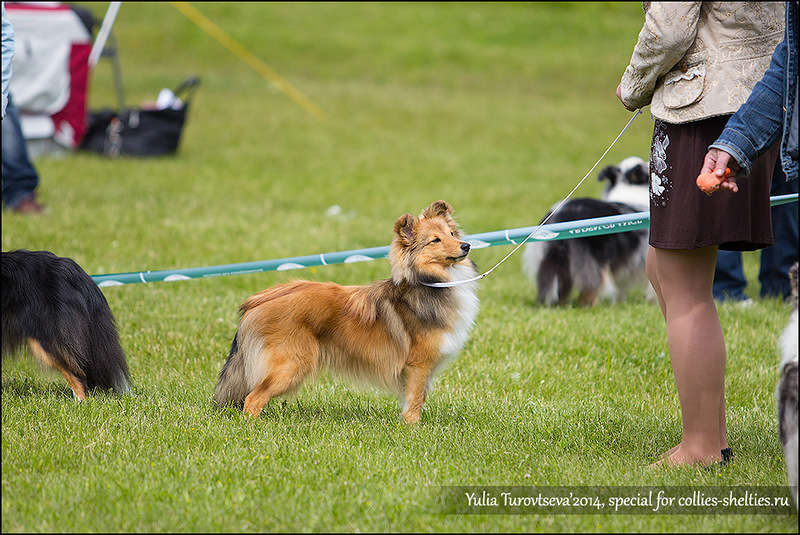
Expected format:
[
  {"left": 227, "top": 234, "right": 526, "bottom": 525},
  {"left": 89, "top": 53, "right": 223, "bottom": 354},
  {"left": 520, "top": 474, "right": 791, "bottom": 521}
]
[{"left": 648, "top": 115, "right": 780, "bottom": 251}]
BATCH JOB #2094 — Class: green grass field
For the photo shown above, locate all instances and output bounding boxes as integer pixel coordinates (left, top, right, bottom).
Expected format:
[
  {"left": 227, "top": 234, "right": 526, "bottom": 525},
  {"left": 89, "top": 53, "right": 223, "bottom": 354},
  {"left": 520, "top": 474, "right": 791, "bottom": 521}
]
[{"left": 2, "top": 2, "right": 796, "bottom": 532}]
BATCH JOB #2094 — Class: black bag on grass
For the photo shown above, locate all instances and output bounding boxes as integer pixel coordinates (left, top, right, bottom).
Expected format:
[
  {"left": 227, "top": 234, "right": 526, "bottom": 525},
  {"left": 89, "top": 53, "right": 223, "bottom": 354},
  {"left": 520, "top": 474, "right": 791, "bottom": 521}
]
[{"left": 80, "top": 76, "right": 200, "bottom": 157}]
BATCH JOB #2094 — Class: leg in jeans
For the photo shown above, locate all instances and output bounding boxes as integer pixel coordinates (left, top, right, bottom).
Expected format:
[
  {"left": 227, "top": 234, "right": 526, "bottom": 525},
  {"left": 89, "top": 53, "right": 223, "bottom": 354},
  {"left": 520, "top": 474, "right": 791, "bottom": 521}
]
[
  {"left": 713, "top": 250, "right": 748, "bottom": 301},
  {"left": 649, "top": 246, "right": 725, "bottom": 467},
  {"left": 759, "top": 163, "right": 799, "bottom": 300},
  {"left": 1, "top": 94, "right": 40, "bottom": 209}
]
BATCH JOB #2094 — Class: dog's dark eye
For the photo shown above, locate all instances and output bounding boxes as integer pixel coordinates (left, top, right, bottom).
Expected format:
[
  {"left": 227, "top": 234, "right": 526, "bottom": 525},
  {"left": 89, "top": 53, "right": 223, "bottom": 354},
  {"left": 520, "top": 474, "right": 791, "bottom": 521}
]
[
  {"left": 430, "top": 237, "right": 441, "bottom": 244},
  {"left": 451, "top": 231, "right": 455, "bottom": 236}
]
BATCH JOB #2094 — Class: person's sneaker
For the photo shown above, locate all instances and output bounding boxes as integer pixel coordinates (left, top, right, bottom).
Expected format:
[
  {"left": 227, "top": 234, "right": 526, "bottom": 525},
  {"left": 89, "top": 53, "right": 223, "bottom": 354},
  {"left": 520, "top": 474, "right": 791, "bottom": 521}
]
[{"left": 9, "top": 193, "right": 45, "bottom": 214}]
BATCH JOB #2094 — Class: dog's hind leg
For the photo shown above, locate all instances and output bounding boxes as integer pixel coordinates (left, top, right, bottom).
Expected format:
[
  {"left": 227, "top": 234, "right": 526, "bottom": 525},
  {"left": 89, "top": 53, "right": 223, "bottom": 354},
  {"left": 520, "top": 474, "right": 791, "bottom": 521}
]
[
  {"left": 243, "top": 358, "right": 310, "bottom": 418},
  {"left": 243, "top": 338, "right": 316, "bottom": 418},
  {"left": 576, "top": 288, "right": 600, "bottom": 307},
  {"left": 27, "top": 338, "right": 87, "bottom": 400},
  {"left": 599, "top": 267, "right": 619, "bottom": 303},
  {"left": 536, "top": 245, "right": 572, "bottom": 305}
]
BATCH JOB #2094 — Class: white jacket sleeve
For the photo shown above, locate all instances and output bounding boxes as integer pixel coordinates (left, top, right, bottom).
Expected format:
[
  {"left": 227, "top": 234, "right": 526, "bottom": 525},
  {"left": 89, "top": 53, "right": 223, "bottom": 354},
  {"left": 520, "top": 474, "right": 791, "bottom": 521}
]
[{"left": 619, "top": 2, "right": 702, "bottom": 110}]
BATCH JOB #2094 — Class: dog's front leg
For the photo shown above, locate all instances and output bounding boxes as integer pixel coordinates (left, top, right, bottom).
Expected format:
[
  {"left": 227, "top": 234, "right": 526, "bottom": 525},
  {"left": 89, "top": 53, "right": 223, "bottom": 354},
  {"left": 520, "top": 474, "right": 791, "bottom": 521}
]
[{"left": 401, "top": 364, "right": 432, "bottom": 424}]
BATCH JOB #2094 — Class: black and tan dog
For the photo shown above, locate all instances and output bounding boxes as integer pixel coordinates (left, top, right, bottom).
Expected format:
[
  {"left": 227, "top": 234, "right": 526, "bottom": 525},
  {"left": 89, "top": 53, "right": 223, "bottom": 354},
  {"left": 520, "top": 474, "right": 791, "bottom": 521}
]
[{"left": 1, "top": 250, "right": 131, "bottom": 399}]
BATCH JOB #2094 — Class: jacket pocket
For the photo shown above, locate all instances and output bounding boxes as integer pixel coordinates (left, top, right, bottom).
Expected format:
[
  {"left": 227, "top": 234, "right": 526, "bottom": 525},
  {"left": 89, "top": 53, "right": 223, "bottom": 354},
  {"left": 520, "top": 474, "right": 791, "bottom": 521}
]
[{"left": 661, "top": 53, "right": 706, "bottom": 109}]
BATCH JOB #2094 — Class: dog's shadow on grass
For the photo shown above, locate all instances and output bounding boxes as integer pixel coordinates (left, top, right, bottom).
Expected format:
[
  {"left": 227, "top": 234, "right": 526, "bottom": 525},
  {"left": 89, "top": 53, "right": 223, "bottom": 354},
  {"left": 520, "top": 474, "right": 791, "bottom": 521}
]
[
  {"left": 211, "top": 399, "right": 388, "bottom": 423},
  {"left": 210, "top": 397, "right": 480, "bottom": 428},
  {"left": 1, "top": 376, "right": 75, "bottom": 400},
  {"left": 518, "top": 294, "right": 603, "bottom": 310},
  {"left": 276, "top": 399, "right": 411, "bottom": 424}
]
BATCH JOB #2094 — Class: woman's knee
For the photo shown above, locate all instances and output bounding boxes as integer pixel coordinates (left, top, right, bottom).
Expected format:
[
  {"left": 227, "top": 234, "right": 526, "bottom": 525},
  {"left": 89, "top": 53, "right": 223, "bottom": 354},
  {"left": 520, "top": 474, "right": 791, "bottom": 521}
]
[{"left": 654, "top": 247, "right": 718, "bottom": 304}]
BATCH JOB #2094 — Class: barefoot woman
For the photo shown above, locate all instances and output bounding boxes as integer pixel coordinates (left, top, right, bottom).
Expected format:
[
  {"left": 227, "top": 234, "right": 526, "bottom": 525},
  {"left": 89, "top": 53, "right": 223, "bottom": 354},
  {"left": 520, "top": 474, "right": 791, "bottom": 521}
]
[{"left": 616, "top": 2, "right": 784, "bottom": 467}]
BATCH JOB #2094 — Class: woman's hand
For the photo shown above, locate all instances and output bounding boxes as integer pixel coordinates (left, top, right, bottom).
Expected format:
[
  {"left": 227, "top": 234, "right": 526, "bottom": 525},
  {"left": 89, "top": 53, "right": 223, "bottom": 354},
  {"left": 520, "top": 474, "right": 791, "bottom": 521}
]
[
  {"left": 616, "top": 83, "right": 637, "bottom": 112},
  {"left": 701, "top": 148, "right": 741, "bottom": 193}
]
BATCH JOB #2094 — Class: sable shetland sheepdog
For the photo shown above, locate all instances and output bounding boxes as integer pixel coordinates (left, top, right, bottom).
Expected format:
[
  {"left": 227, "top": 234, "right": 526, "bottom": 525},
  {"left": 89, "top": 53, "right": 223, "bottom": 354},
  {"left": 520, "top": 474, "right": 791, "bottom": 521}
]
[
  {"left": 522, "top": 156, "right": 652, "bottom": 306},
  {"left": 214, "top": 200, "right": 479, "bottom": 423},
  {"left": 1, "top": 250, "right": 131, "bottom": 399},
  {"left": 777, "top": 262, "right": 798, "bottom": 509}
]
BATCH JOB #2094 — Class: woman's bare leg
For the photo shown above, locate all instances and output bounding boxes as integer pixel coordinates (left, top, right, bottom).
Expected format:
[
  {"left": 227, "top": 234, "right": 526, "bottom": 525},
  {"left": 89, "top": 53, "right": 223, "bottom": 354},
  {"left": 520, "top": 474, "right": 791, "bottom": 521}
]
[
  {"left": 646, "top": 245, "right": 667, "bottom": 318},
  {"left": 649, "top": 245, "right": 726, "bottom": 467}
]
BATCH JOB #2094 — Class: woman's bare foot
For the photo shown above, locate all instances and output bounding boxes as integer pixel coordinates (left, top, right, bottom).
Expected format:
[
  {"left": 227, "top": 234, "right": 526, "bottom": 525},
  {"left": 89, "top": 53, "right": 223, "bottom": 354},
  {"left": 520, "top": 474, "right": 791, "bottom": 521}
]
[
  {"left": 658, "top": 444, "right": 680, "bottom": 460},
  {"left": 657, "top": 441, "right": 729, "bottom": 460},
  {"left": 649, "top": 444, "right": 722, "bottom": 468}
]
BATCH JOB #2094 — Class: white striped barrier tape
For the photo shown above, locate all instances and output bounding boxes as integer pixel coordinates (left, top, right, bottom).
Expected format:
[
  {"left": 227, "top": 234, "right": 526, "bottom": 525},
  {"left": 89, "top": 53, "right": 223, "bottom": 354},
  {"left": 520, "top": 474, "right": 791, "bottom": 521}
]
[{"left": 91, "top": 193, "right": 798, "bottom": 287}]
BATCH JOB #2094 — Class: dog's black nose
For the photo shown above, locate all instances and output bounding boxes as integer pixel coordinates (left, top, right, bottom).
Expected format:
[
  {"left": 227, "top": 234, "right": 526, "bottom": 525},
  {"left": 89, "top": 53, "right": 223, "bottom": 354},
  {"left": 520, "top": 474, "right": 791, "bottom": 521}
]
[{"left": 460, "top": 242, "right": 470, "bottom": 253}]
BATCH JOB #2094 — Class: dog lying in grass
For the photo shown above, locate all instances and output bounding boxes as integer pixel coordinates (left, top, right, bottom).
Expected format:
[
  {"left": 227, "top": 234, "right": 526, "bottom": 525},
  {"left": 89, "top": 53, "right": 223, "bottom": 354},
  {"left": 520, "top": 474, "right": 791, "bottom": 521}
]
[
  {"left": 214, "top": 200, "right": 479, "bottom": 424},
  {"left": 1, "top": 250, "right": 131, "bottom": 399}
]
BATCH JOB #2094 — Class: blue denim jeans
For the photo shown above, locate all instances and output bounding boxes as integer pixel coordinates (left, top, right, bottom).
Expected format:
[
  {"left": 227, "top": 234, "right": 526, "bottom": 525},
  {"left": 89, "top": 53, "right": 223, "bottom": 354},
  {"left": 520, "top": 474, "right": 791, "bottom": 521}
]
[
  {"left": 710, "top": 2, "right": 798, "bottom": 182},
  {"left": 713, "top": 162, "right": 799, "bottom": 301},
  {"left": 1, "top": 94, "right": 40, "bottom": 208}
]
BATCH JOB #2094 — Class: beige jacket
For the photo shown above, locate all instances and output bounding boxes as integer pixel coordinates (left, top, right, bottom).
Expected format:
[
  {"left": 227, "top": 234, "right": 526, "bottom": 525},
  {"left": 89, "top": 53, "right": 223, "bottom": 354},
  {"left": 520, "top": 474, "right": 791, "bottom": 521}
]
[{"left": 619, "top": 2, "right": 784, "bottom": 124}]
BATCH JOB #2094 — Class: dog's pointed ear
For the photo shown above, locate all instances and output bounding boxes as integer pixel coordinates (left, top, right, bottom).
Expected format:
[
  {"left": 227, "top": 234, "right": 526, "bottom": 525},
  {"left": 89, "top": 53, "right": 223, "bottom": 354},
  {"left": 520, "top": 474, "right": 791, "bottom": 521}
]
[
  {"left": 394, "top": 213, "right": 418, "bottom": 244},
  {"left": 597, "top": 166, "right": 618, "bottom": 186},
  {"left": 421, "top": 200, "right": 453, "bottom": 219},
  {"left": 626, "top": 162, "right": 650, "bottom": 185}
]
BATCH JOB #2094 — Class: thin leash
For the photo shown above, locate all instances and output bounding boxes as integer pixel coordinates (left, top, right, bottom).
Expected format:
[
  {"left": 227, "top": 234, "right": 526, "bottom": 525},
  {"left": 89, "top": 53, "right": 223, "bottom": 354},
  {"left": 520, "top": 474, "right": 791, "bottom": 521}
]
[{"left": 422, "top": 108, "right": 643, "bottom": 288}]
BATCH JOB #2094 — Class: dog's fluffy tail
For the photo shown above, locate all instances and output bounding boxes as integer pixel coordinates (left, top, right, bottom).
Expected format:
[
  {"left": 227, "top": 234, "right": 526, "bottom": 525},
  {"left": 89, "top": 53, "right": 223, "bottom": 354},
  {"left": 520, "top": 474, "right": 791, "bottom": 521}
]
[
  {"left": 214, "top": 329, "right": 247, "bottom": 407},
  {"left": 62, "top": 258, "right": 131, "bottom": 394},
  {"left": 83, "top": 294, "right": 131, "bottom": 394},
  {"left": 214, "top": 321, "right": 267, "bottom": 407}
]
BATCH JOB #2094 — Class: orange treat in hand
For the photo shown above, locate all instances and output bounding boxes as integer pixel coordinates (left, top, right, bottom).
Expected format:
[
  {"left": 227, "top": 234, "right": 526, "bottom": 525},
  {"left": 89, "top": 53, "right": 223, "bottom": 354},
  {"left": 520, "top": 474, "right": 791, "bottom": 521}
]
[{"left": 696, "top": 168, "right": 732, "bottom": 196}]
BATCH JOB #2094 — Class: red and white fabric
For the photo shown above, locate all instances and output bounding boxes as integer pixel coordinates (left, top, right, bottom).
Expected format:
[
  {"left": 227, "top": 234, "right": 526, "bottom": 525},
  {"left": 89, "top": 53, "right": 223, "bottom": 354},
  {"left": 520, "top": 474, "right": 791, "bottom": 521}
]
[{"left": 6, "top": 2, "right": 91, "bottom": 148}]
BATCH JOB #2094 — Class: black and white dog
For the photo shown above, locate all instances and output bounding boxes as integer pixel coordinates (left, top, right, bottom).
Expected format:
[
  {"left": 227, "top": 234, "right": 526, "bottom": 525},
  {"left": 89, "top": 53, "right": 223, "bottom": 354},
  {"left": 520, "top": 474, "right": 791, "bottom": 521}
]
[
  {"left": 522, "top": 157, "right": 652, "bottom": 306},
  {"left": 597, "top": 156, "right": 650, "bottom": 210},
  {"left": 777, "top": 262, "right": 798, "bottom": 510}
]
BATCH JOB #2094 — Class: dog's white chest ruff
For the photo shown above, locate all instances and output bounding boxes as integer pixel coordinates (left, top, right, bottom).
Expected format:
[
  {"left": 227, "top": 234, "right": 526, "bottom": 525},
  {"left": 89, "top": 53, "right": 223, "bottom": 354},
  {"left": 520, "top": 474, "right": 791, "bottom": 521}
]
[
  {"left": 439, "top": 263, "right": 480, "bottom": 357},
  {"left": 780, "top": 309, "right": 798, "bottom": 367},
  {"left": 604, "top": 182, "right": 649, "bottom": 211}
]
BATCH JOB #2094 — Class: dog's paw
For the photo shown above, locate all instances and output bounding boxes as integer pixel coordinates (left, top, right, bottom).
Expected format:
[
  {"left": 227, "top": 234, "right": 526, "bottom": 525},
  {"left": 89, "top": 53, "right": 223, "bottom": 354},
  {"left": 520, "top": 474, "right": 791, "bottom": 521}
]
[{"left": 402, "top": 411, "right": 421, "bottom": 425}]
